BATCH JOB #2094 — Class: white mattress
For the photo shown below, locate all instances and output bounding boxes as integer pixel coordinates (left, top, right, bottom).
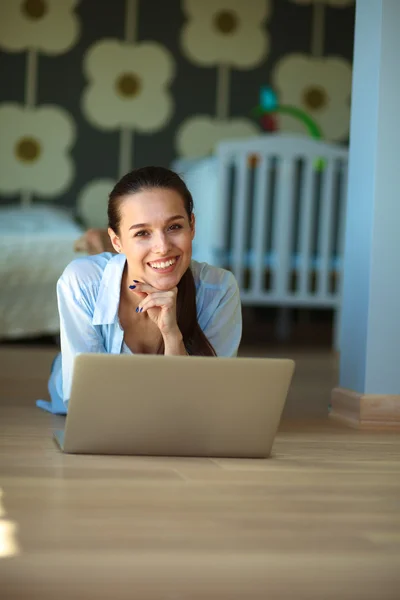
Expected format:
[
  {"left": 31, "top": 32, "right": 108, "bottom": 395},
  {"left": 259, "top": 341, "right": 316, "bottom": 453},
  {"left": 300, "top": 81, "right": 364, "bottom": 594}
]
[{"left": 0, "top": 204, "right": 84, "bottom": 339}]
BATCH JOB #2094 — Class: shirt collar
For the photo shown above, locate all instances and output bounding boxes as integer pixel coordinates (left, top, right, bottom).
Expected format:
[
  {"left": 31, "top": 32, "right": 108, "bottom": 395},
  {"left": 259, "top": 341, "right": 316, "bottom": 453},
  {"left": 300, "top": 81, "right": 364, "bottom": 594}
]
[{"left": 92, "top": 253, "right": 126, "bottom": 325}]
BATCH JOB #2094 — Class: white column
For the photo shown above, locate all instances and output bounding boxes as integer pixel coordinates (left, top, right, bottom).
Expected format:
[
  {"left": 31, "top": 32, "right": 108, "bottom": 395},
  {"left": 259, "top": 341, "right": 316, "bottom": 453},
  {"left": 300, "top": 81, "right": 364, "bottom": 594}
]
[{"left": 339, "top": 0, "right": 400, "bottom": 395}]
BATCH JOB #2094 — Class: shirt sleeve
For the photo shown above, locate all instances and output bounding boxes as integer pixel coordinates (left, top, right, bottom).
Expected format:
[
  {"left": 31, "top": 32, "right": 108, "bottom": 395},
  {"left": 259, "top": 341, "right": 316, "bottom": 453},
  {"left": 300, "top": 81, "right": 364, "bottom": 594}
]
[
  {"left": 200, "top": 271, "right": 242, "bottom": 357},
  {"left": 57, "top": 274, "right": 106, "bottom": 407}
]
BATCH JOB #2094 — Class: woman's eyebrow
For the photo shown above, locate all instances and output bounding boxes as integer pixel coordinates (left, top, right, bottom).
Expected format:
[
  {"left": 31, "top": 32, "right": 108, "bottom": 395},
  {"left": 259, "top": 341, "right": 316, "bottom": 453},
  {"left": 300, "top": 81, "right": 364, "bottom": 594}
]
[{"left": 129, "top": 215, "right": 185, "bottom": 231}]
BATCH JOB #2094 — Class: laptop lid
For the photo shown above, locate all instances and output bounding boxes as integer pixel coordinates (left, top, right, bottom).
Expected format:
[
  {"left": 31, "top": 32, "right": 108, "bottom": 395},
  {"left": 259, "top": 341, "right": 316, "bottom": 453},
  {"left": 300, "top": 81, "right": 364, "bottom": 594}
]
[{"left": 60, "top": 354, "right": 295, "bottom": 458}]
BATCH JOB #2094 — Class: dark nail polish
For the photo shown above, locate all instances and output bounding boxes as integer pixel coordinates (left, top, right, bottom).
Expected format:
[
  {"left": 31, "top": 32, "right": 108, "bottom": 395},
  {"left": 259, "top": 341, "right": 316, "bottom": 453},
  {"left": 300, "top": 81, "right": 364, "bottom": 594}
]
[
  {"left": 129, "top": 285, "right": 136, "bottom": 290},
  {"left": 140, "top": 308, "right": 143, "bottom": 313},
  {"left": 133, "top": 280, "right": 139, "bottom": 283},
  {"left": 135, "top": 307, "right": 139, "bottom": 313}
]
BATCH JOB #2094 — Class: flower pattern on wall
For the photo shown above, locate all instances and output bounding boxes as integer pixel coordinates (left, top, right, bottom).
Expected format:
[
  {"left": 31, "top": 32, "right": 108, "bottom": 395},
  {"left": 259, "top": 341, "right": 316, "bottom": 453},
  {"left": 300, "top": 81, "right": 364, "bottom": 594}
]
[
  {"left": 0, "top": 104, "right": 75, "bottom": 195},
  {"left": 181, "top": 0, "right": 269, "bottom": 68},
  {"left": 0, "top": 0, "right": 80, "bottom": 54},
  {"left": 272, "top": 54, "right": 352, "bottom": 141},
  {"left": 0, "top": 0, "right": 355, "bottom": 207},
  {"left": 77, "top": 179, "right": 114, "bottom": 229},
  {"left": 82, "top": 39, "right": 175, "bottom": 132},
  {"left": 176, "top": 116, "right": 259, "bottom": 159}
]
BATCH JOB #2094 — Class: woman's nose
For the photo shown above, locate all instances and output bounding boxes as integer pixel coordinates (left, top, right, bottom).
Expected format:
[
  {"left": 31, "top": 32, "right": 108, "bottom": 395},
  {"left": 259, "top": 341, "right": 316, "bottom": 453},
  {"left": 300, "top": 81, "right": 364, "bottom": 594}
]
[{"left": 152, "top": 231, "right": 170, "bottom": 254}]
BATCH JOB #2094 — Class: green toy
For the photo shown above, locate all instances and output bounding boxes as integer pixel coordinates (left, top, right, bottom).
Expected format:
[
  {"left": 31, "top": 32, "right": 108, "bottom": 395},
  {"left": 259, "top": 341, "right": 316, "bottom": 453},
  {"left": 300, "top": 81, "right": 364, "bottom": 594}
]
[{"left": 252, "top": 86, "right": 325, "bottom": 171}]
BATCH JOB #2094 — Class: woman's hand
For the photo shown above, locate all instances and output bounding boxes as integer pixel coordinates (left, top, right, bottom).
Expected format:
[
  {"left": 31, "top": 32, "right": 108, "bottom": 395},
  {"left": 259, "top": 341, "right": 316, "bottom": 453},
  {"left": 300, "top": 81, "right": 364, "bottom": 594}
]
[{"left": 129, "top": 282, "right": 180, "bottom": 338}]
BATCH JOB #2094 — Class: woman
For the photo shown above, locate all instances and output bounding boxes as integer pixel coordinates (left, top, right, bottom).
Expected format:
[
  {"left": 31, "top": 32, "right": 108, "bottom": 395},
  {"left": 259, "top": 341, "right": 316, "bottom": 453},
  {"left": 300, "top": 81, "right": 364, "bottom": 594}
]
[{"left": 37, "top": 166, "right": 242, "bottom": 414}]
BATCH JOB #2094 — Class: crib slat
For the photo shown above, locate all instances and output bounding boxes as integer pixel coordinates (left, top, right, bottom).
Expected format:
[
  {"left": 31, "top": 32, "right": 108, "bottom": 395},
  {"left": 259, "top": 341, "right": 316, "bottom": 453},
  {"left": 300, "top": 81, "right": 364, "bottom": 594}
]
[
  {"left": 317, "top": 158, "right": 335, "bottom": 298},
  {"left": 231, "top": 154, "right": 249, "bottom": 288},
  {"left": 215, "top": 154, "right": 231, "bottom": 267},
  {"left": 297, "top": 159, "right": 315, "bottom": 298},
  {"left": 273, "top": 158, "right": 295, "bottom": 297},
  {"left": 252, "top": 155, "right": 270, "bottom": 294}
]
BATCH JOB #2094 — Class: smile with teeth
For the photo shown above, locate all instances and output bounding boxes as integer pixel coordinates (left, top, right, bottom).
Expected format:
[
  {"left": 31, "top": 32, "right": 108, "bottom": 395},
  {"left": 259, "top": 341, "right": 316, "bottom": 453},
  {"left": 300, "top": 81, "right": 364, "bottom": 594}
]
[{"left": 148, "top": 257, "right": 178, "bottom": 270}]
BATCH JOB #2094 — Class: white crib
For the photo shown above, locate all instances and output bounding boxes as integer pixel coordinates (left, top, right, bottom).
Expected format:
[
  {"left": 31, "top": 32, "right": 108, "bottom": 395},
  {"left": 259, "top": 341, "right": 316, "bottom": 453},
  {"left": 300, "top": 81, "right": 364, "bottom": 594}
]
[{"left": 173, "top": 134, "right": 348, "bottom": 348}]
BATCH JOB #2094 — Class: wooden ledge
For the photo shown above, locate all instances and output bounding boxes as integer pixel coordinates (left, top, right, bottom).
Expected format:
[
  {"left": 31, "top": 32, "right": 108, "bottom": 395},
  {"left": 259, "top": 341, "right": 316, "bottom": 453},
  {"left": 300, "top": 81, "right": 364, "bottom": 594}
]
[{"left": 330, "top": 387, "right": 400, "bottom": 431}]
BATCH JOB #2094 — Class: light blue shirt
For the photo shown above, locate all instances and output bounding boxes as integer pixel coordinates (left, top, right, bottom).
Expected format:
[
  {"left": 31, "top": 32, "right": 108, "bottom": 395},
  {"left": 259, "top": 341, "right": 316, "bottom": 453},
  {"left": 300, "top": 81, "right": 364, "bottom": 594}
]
[{"left": 37, "top": 253, "right": 242, "bottom": 414}]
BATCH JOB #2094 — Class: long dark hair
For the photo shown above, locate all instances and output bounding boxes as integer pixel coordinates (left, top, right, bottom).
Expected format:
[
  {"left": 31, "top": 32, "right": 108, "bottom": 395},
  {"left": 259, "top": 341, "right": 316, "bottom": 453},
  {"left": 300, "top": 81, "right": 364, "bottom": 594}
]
[{"left": 108, "top": 166, "right": 216, "bottom": 356}]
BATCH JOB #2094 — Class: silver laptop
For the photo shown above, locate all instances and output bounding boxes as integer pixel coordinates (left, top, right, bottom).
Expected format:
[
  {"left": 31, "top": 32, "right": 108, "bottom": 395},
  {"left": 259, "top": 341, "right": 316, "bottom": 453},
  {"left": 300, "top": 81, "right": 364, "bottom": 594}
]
[{"left": 54, "top": 354, "right": 295, "bottom": 458}]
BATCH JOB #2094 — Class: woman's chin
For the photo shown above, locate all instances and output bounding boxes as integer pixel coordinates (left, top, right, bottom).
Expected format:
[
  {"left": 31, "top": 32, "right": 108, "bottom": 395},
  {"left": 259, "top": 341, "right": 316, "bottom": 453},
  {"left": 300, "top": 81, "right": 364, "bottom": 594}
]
[{"left": 149, "top": 273, "right": 180, "bottom": 290}]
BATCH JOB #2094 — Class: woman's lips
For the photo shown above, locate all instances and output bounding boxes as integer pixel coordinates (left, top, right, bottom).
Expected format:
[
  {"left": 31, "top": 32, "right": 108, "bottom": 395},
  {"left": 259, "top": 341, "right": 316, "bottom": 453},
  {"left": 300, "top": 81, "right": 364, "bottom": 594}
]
[{"left": 147, "top": 256, "right": 180, "bottom": 274}]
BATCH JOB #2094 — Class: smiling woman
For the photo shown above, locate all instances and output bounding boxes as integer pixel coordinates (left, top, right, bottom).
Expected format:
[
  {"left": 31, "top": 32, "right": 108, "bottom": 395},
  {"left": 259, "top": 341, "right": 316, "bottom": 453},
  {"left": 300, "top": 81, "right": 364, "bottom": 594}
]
[{"left": 37, "top": 166, "right": 242, "bottom": 415}]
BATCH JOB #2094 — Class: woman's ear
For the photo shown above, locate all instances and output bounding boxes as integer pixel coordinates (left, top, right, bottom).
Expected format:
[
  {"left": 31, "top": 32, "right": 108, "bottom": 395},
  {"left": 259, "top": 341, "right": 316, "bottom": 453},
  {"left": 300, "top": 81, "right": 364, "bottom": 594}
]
[{"left": 108, "top": 228, "right": 122, "bottom": 254}]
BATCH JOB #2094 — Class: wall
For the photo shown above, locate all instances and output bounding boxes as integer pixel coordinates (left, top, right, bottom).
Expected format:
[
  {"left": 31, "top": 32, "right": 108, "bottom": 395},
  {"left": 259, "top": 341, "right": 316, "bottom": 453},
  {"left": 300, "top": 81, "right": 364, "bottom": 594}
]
[
  {"left": 0, "top": 0, "right": 354, "bottom": 226},
  {"left": 339, "top": 0, "right": 400, "bottom": 395}
]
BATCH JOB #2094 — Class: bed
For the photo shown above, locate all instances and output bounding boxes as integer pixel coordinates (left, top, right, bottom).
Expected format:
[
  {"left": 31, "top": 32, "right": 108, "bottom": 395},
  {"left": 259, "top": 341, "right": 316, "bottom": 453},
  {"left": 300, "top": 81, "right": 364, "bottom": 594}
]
[
  {"left": 0, "top": 204, "right": 84, "bottom": 339},
  {"left": 173, "top": 134, "right": 349, "bottom": 348}
]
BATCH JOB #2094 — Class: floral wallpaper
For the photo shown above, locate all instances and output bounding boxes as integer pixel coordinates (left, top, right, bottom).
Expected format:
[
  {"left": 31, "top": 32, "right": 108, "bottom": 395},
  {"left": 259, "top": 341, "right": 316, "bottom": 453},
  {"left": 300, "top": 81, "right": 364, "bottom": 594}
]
[{"left": 0, "top": 0, "right": 354, "bottom": 226}]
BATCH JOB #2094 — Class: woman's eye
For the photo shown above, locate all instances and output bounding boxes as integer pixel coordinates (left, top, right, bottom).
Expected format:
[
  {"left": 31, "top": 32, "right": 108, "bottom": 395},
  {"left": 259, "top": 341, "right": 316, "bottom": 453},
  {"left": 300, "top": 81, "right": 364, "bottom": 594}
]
[{"left": 134, "top": 224, "right": 182, "bottom": 237}]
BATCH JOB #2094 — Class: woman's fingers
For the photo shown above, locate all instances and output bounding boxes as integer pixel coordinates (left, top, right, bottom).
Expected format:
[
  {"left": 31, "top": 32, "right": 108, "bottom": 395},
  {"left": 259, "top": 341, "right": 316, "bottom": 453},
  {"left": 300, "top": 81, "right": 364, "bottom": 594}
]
[
  {"left": 133, "top": 286, "right": 179, "bottom": 335},
  {"left": 137, "top": 292, "right": 175, "bottom": 313},
  {"left": 129, "top": 281, "right": 177, "bottom": 296}
]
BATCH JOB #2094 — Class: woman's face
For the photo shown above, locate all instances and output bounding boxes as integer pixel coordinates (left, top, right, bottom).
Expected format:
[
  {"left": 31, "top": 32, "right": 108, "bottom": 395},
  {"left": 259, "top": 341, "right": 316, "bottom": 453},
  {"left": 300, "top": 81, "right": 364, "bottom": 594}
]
[{"left": 109, "top": 188, "right": 195, "bottom": 291}]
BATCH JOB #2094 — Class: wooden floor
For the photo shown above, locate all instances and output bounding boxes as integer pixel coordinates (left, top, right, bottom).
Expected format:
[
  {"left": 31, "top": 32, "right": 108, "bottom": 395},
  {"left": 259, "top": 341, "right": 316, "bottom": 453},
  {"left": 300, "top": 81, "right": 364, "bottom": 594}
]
[{"left": 0, "top": 345, "right": 400, "bottom": 599}]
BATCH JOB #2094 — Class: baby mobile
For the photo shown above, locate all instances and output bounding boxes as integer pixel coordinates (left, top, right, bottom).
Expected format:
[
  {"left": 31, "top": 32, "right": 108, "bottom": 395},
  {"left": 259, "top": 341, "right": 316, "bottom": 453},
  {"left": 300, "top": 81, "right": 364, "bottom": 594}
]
[
  {"left": 252, "top": 85, "right": 325, "bottom": 169},
  {"left": 252, "top": 85, "right": 323, "bottom": 138}
]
